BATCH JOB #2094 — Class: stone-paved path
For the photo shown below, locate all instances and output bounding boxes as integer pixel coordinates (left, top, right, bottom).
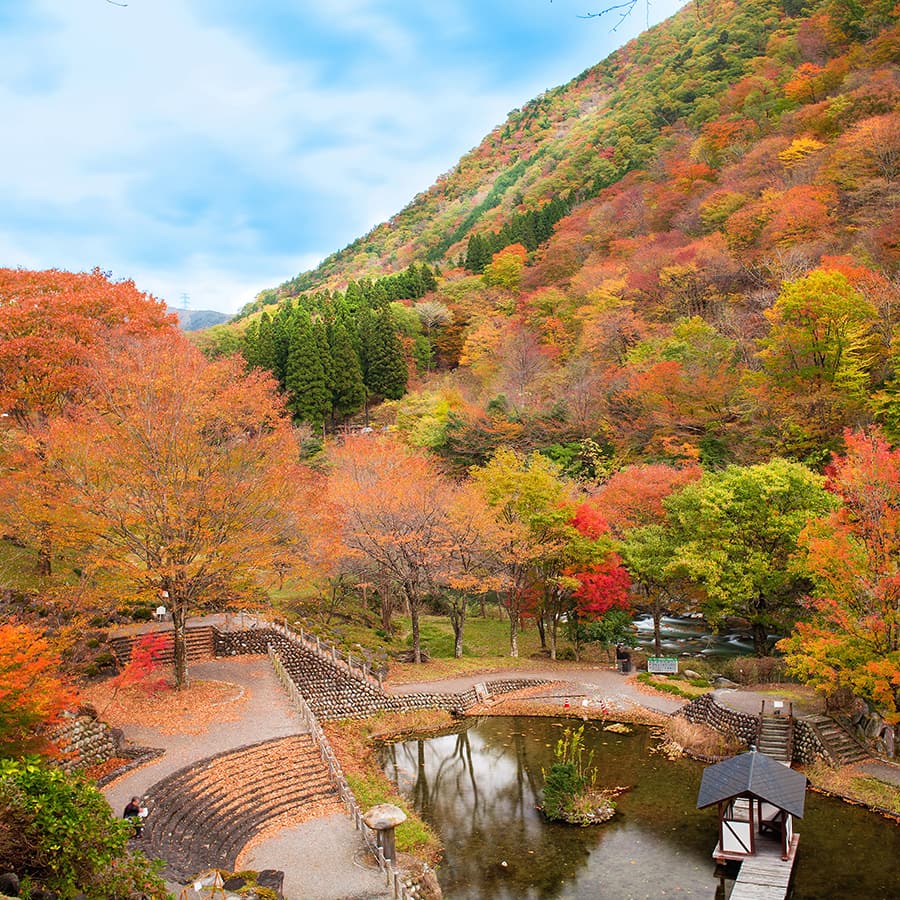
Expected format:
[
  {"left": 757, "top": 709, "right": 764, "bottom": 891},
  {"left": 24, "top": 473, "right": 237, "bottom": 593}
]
[{"left": 102, "top": 656, "right": 389, "bottom": 900}]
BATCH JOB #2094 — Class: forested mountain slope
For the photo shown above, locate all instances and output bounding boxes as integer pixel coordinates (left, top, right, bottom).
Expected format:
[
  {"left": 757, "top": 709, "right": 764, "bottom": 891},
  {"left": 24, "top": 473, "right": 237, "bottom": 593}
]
[
  {"left": 224, "top": 0, "right": 898, "bottom": 471},
  {"left": 244, "top": 0, "right": 896, "bottom": 305}
]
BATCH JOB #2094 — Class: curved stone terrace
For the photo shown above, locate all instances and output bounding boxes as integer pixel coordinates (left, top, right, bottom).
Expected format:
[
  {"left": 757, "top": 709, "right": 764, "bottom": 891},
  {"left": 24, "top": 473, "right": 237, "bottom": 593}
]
[{"left": 100, "top": 655, "right": 391, "bottom": 900}]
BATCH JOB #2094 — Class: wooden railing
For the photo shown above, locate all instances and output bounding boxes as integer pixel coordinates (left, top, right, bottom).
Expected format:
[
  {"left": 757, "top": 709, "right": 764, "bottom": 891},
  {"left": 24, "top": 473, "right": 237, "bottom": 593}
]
[
  {"left": 265, "top": 621, "right": 387, "bottom": 690},
  {"left": 268, "top": 646, "right": 413, "bottom": 900},
  {"left": 757, "top": 700, "right": 795, "bottom": 763}
]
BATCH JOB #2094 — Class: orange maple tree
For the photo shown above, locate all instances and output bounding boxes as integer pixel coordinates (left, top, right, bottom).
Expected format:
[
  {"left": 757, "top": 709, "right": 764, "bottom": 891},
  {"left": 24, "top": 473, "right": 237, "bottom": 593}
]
[
  {"left": 0, "top": 268, "right": 176, "bottom": 578},
  {"left": 780, "top": 428, "right": 900, "bottom": 727},
  {"left": 327, "top": 434, "right": 455, "bottom": 663},
  {"left": 44, "top": 332, "right": 302, "bottom": 686},
  {"left": 0, "top": 621, "right": 76, "bottom": 756}
]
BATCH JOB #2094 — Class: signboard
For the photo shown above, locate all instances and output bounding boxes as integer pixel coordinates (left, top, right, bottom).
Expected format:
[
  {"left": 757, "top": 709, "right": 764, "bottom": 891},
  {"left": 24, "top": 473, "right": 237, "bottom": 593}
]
[{"left": 647, "top": 657, "right": 679, "bottom": 674}]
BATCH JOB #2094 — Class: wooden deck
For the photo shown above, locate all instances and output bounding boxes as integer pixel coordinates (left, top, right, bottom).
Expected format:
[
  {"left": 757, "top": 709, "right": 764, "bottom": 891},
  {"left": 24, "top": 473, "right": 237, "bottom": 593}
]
[{"left": 728, "top": 835, "right": 799, "bottom": 900}]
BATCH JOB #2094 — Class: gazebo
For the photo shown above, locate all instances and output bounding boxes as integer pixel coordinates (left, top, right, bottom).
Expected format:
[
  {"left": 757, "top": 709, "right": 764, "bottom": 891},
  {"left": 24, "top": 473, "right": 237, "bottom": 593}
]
[{"left": 697, "top": 749, "right": 806, "bottom": 862}]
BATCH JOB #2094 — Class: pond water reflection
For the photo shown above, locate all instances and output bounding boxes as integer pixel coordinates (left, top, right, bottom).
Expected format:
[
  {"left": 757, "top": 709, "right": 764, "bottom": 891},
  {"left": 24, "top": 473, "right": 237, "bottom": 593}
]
[{"left": 379, "top": 717, "right": 900, "bottom": 899}]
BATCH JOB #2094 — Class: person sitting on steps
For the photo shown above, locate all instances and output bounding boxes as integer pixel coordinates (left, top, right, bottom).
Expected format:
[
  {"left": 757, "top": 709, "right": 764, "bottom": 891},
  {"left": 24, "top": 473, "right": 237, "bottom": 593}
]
[{"left": 124, "top": 796, "right": 147, "bottom": 837}]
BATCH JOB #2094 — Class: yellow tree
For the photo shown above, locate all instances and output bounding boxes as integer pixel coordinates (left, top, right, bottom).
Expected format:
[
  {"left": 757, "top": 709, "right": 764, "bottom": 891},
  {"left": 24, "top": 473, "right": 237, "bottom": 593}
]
[
  {"left": 45, "top": 332, "right": 302, "bottom": 686},
  {"left": 470, "top": 448, "right": 576, "bottom": 657},
  {"left": 753, "top": 269, "right": 880, "bottom": 456}
]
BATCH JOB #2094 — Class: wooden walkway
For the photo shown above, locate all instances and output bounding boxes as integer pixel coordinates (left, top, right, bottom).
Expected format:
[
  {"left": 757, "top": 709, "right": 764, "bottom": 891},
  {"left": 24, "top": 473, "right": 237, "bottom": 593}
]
[{"left": 729, "top": 836, "right": 799, "bottom": 900}]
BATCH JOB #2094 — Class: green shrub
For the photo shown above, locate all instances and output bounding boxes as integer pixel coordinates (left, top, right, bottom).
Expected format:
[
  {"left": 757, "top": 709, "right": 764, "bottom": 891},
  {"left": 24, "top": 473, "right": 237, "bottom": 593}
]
[
  {"left": 0, "top": 757, "right": 165, "bottom": 899},
  {"left": 636, "top": 672, "right": 703, "bottom": 699},
  {"left": 542, "top": 761, "right": 584, "bottom": 820},
  {"left": 130, "top": 607, "right": 153, "bottom": 622}
]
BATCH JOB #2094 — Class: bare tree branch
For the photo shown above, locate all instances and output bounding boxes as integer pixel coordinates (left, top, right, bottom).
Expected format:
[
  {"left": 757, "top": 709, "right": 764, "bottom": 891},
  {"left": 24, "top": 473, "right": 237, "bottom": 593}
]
[{"left": 578, "top": 1, "right": 642, "bottom": 31}]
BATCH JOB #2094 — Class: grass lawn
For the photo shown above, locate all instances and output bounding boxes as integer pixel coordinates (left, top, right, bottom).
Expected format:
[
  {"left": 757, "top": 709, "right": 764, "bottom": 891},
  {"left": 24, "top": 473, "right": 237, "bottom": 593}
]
[
  {"left": 803, "top": 760, "right": 900, "bottom": 816},
  {"left": 0, "top": 538, "right": 41, "bottom": 592}
]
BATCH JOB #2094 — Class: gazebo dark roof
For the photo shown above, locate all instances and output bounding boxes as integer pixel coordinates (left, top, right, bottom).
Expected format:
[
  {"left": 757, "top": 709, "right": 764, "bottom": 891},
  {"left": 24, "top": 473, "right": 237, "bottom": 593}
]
[{"left": 696, "top": 750, "right": 807, "bottom": 818}]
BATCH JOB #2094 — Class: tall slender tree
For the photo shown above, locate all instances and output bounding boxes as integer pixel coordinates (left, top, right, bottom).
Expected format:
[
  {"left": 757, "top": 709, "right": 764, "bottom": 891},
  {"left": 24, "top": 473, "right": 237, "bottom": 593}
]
[
  {"left": 285, "top": 311, "right": 330, "bottom": 430},
  {"left": 329, "top": 320, "right": 366, "bottom": 422},
  {"left": 365, "top": 307, "right": 408, "bottom": 400}
]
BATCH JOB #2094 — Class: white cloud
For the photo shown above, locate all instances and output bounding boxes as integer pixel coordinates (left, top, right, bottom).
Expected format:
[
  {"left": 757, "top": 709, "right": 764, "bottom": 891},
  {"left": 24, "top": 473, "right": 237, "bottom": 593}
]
[{"left": 0, "top": 0, "right": 684, "bottom": 313}]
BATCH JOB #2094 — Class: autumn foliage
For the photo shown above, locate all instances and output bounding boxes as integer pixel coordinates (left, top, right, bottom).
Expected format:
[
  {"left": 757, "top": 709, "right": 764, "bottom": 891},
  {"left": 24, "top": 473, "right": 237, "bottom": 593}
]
[
  {"left": 0, "top": 622, "right": 76, "bottom": 756},
  {"left": 781, "top": 429, "right": 900, "bottom": 723},
  {"left": 42, "top": 332, "right": 302, "bottom": 686}
]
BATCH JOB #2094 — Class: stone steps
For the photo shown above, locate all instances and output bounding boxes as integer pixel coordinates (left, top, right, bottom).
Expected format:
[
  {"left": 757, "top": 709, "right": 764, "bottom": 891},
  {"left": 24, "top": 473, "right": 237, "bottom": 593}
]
[
  {"left": 140, "top": 735, "right": 339, "bottom": 882},
  {"left": 757, "top": 714, "right": 792, "bottom": 763},
  {"left": 804, "top": 714, "right": 869, "bottom": 765}
]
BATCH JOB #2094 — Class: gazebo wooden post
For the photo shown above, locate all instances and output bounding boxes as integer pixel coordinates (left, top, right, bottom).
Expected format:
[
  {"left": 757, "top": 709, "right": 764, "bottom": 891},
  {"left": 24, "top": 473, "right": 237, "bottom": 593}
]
[
  {"left": 718, "top": 801, "right": 726, "bottom": 851},
  {"left": 748, "top": 793, "right": 756, "bottom": 854}
]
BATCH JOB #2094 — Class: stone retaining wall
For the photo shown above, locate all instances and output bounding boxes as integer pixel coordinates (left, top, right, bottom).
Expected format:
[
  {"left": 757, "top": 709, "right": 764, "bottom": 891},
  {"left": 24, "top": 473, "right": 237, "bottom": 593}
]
[
  {"left": 678, "top": 693, "right": 758, "bottom": 747},
  {"left": 217, "top": 627, "right": 548, "bottom": 720},
  {"left": 50, "top": 713, "right": 123, "bottom": 772},
  {"left": 678, "top": 694, "right": 826, "bottom": 765},
  {"left": 792, "top": 718, "right": 827, "bottom": 765}
]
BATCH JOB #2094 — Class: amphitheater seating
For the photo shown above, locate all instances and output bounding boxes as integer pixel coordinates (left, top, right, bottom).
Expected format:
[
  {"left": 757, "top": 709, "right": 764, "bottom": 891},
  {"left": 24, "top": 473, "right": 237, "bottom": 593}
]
[{"left": 139, "top": 735, "right": 338, "bottom": 882}]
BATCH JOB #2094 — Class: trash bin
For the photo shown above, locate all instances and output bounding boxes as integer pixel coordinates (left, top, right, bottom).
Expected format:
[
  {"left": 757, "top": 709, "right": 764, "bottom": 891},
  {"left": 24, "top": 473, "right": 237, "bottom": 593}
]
[{"left": 615, "top": 644, "right": 632, "bottom": 674}]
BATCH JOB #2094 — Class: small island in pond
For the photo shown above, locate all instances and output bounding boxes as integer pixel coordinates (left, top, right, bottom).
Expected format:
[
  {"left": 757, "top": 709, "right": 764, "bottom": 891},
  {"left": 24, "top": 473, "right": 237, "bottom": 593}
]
[{"left": 540, "top": 725, "right": 628, "bottom": 826}]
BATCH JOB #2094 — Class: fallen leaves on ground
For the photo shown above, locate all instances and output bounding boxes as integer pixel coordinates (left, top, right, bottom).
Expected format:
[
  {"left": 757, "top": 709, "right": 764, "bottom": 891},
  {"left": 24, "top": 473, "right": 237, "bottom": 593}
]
[
  {"left": 83, "top": 756, "right": 132, "bottom": 781},
  {"left": 82, "top": 678, "right": 248, "bottom": 734},
  {"left": 802, "top": 760, "right": 900, "bottom": 817},
  {"left": 234, "top": 796, "right": 345, "bottom": 868},
  {"left": 474, "top": 697, "right": 666, "bottom": 726}
]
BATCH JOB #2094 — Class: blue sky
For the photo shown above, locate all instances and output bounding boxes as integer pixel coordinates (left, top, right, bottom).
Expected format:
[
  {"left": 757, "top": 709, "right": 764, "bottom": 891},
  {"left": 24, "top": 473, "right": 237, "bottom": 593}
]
[{"left": 0, "top": 0, "right": 684, "bottom": 314}]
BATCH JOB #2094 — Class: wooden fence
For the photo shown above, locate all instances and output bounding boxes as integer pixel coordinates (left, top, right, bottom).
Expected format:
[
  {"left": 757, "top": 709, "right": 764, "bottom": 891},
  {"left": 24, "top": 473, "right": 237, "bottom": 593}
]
[{"left": 269, "top": 621, "right": 387, "bottom": 689}]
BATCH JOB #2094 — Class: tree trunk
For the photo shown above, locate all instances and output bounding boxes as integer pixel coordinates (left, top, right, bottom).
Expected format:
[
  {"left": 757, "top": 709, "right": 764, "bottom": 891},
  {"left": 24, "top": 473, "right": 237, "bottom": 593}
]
[
  {"left": 452, "top": 601, "right": 466, "bottom": 659},
  {"left": 653, "top": 602, "right": 663, "bottom": 657},
  {"left": 536, "top": 613, "right": 547, "bottom": 651},
  {"left": 379, "top": 581, "right": 394, "bottom": 636},
  {"left": 172, "top": 603, "right": 189, "bottom": 688},
  {"left": 509, "top": 603, "right": 519, "bottom": 658},
  {"left": 36, "top": 533, "right": 52, "bottom": 577},
  {"left": 409, "top": 594, "right": 422, "bottom": 664},
  {"left": 480, "top": 595, "right": 487, "bottom": 618},
  {"left": 752, "top": 621, "right": 769, "bottom": 657}
]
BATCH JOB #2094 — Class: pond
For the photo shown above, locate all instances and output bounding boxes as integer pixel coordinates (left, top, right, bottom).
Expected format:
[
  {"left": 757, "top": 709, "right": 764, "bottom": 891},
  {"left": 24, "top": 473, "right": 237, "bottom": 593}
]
[{"left": 379, "top": 717, "right": 900, "bottom": 899}]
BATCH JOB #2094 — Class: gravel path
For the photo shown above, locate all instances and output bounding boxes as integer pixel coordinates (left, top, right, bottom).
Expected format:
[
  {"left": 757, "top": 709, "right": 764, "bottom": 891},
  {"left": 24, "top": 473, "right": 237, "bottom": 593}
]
[
  {"left": 102, "top": 656, "right": 388, "bottom": 900},
  {"left": 386, "top": 665, "right": 685, "bottom": 715},
  {"left": 238, "top": 815, "right": 391, "bottom": 900},
  {"left": 858, "top": 759, "right": 900, "bottom": 788}
]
